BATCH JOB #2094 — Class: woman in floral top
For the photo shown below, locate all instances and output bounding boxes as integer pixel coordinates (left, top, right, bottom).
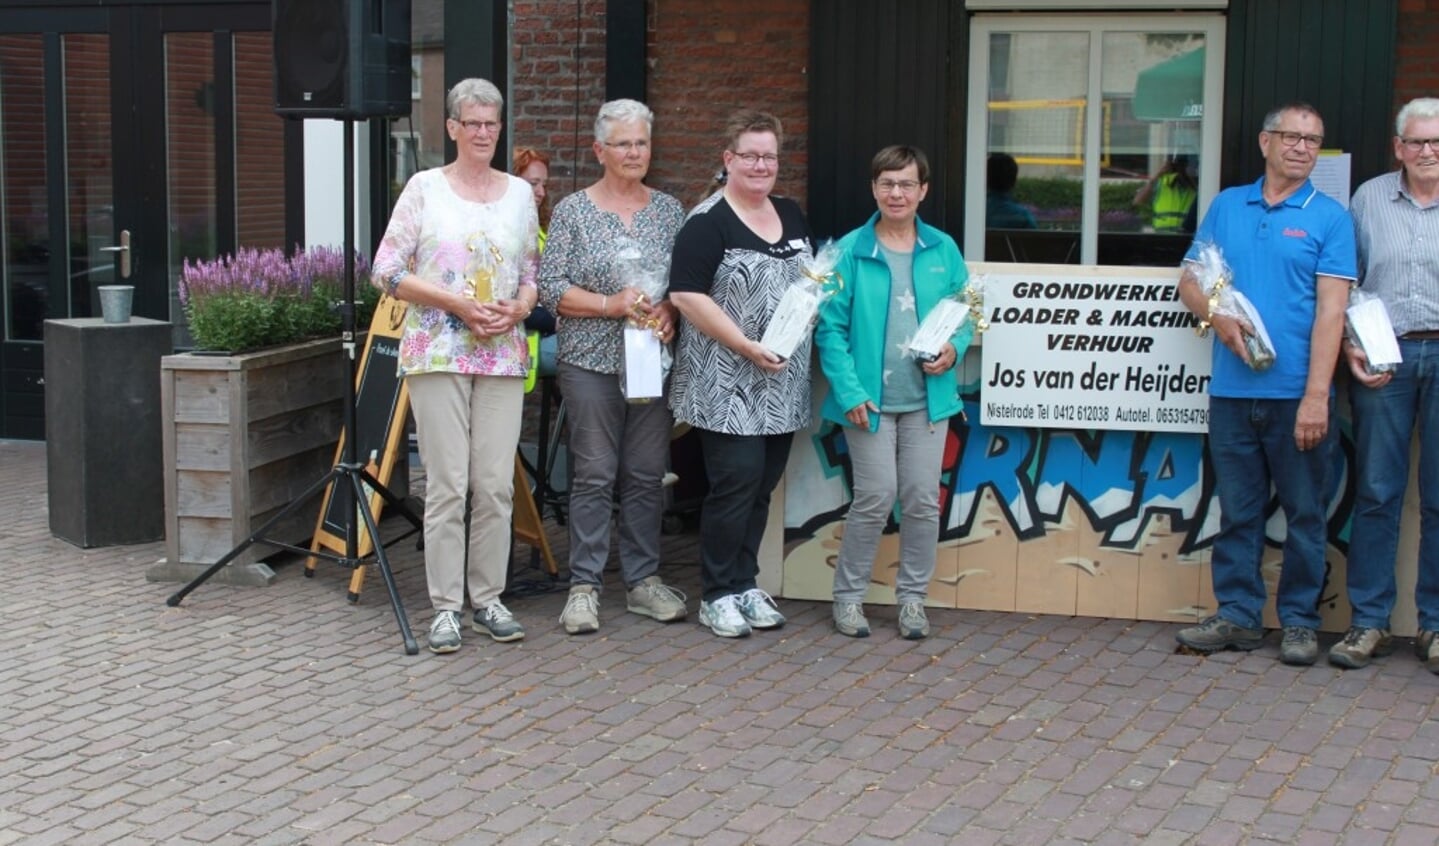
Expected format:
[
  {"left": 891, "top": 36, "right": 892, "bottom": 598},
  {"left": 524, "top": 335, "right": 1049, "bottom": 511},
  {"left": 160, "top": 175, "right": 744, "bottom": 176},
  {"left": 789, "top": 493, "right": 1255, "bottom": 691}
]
[
  {"left": 371, "top": 78, "right": 540, "bottom": 654},
  {"left": 538, "top": 99, "right": 687, "bottom": 635}
]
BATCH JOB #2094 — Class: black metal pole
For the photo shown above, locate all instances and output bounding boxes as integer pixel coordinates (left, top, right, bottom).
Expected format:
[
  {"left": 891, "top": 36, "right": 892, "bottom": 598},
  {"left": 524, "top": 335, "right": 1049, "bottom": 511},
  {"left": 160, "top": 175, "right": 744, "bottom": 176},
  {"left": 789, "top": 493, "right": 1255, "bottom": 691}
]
[{"left": 342, "top": 119, "right": 359, "bottom": 567}]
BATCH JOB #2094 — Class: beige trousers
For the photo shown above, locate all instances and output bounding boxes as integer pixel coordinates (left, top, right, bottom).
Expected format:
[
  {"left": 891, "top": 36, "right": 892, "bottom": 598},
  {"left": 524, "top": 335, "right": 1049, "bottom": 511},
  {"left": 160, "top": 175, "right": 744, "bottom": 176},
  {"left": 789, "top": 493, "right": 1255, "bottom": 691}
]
[{"left": 406, "top": 372, "right": 524, "bottom": 612}]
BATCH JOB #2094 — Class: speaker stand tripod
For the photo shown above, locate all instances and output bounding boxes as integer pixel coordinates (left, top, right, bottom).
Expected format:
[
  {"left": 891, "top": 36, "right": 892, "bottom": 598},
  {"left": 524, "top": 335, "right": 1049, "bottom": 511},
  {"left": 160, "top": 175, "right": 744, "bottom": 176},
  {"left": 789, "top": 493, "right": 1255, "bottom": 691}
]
[{"left": 167, "top": 120, "right": 422, "bottom": 655}]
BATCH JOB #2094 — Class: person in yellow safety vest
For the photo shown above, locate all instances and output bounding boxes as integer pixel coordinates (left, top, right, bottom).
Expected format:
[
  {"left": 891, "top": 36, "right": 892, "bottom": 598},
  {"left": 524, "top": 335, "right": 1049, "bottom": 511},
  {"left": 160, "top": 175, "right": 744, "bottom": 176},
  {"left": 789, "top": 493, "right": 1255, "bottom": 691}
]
[{"left": 1135, "top": 154, "right": 1198, "bottom": 232}]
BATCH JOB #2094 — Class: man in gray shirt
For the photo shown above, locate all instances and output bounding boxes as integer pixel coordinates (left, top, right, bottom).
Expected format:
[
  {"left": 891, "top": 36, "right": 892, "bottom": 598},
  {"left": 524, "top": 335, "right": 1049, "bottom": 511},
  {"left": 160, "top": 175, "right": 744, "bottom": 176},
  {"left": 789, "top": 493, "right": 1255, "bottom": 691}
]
[{"left": 1332, "top": 97, "right": 1439, "bottom": 670}]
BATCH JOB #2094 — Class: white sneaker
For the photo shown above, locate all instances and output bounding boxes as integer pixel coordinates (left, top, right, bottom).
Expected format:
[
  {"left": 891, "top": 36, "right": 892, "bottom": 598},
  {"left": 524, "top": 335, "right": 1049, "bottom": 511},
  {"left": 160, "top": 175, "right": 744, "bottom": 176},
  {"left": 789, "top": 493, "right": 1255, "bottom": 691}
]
[
  {"left": 736, "top": 588, "right": 785, "bottom": 629},
  {"left": 560, "top": 585, "right": 600, "bottom": 634},
  {"left": 698, "top": 595, "right": 751, "bottom": 638}
]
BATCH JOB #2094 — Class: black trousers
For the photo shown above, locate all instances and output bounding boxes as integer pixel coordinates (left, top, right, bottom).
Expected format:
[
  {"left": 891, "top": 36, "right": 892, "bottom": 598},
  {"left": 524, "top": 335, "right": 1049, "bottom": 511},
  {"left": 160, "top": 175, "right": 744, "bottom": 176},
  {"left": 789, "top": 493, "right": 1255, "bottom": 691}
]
[{"left": 695, "top": 428, "right": 794, "bottom": 602}]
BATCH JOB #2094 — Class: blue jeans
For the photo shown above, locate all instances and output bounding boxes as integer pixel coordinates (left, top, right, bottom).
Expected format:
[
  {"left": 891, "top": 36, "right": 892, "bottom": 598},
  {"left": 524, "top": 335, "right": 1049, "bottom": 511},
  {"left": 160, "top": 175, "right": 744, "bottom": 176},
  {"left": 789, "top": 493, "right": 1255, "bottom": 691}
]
[
  {"left": 1207, "top": 396, "right": 1335, "bottom": 630},
  {"left": 1348, "top": 338, "right": 1439, "bottom": 631}
]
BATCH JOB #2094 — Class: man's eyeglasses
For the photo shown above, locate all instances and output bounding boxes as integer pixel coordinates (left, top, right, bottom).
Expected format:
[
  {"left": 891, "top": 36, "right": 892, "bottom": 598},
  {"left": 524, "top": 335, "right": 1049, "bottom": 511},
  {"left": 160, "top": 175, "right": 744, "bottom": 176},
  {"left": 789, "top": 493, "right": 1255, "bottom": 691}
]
[
  {"left": 731, "top": 152, "right": 779, "bottom": 168},
  {"left": 1401, "top": 137, "right": 1439, "bottom": 153},
  {"left": 875, "top": 179, "right": 922, "bottom": 195},
  {"left": 454, "top": 119, "right": 501, "bottom": 135},
  {"left": 1267, "top": 130, "right": 1324, "bottom": 149},
  {"left": 603, "top": 140, "right": 650, "bottom": 153}
]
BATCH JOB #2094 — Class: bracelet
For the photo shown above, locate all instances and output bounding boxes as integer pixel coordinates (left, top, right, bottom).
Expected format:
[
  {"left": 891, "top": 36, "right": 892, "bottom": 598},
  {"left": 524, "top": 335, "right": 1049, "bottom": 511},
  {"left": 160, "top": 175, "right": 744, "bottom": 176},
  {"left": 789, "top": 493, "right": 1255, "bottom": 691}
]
[
  {"left": 385, "top": 270, "right": 405, "bottom": 296},
  {"left": 601, "top": 294, "right": 609, "bottom": 318}
]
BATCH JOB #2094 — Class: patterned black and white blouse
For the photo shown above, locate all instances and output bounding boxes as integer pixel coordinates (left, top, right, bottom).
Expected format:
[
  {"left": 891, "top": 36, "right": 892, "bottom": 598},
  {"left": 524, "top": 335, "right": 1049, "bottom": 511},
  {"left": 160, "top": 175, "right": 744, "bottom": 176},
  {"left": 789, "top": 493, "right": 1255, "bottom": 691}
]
[
  {"left": 538, "top": 189, "right": 686, "bottom": 375},
  {"left": 668, "top": 192, "right": 815, "bottom": 435}
]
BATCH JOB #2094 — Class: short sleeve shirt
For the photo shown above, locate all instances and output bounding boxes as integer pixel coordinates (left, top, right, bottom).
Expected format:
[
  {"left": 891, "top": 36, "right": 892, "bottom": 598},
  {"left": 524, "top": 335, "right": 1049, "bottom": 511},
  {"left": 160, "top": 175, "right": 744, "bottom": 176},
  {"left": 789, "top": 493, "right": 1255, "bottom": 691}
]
[
  {"left": 1185, "top": 177, "right": 1357, "bottom": 398},
  {"left": 668, "top": 193, "right": 815, "bottom": 435}
]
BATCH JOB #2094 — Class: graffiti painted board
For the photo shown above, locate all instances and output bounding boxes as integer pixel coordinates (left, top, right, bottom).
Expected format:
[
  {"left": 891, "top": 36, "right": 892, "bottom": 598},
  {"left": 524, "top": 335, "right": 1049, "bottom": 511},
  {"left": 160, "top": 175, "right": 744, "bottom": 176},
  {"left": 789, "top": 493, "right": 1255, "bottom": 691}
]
[{"left": 976, "top": 262, "right": 1212, "bottom": 432}]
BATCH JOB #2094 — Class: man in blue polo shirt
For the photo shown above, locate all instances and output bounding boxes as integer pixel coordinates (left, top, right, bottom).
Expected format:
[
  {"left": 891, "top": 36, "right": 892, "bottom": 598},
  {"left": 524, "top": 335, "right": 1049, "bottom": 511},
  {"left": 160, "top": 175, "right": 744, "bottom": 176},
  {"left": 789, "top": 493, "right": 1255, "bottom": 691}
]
[{"left": 1175, "top": 102, "right": 1357, "bottom": 666}]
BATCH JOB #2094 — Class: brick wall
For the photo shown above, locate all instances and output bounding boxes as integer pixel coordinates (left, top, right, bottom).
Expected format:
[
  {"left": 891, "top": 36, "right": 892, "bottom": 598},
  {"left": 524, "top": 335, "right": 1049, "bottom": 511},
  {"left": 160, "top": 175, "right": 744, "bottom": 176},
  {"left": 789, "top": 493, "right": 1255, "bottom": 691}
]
[
  {"left": 509, "top": 0, "right": 810, "bottom": 211},
  {"left": 1395, "top": 0, "right": 1439, "bottom": 116}
]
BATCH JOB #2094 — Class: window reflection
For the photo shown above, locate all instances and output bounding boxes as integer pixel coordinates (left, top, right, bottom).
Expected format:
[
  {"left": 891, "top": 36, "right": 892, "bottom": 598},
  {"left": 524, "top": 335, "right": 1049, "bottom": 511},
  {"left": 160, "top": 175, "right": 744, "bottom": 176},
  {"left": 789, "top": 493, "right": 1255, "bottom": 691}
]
[
  {"left": 974, "top": 20, "right": 1217, "bottom": 267},
  {"left": 66, "top": 34, "right": 113, "bottom": 321}
]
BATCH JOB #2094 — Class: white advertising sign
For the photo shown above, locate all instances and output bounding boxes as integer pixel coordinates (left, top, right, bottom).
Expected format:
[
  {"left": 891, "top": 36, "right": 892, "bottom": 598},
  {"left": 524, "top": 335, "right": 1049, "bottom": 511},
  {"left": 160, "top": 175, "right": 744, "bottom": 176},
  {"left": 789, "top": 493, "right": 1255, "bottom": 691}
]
[{"left": 977, "top": 262, "right": 1213, "bottom": 432}]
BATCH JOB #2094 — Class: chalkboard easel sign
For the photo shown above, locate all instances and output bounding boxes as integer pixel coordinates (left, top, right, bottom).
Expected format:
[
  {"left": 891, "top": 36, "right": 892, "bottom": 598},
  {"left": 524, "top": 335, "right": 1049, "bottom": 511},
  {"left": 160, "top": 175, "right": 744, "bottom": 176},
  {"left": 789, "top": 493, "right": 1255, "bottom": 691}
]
[{"left": 307, "top": 294, "right": 410, "bottom": 587}]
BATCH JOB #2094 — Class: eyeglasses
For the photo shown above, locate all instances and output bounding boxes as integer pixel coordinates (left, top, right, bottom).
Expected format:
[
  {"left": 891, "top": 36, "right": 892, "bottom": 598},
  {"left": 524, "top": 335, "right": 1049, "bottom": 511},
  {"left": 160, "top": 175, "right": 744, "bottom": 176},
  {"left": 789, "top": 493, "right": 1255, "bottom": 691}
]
[
  {"left": 1267, "top": 130, "right": 1324, "bottom": 149},
  {"left": 454, "top": 119, "right": 501, "bottom": 135},
  {"left": 1401, "top": 137, "right": 1439, "bottom": 153},
  {"left": 731, "top": 152, "right": 779, "bottom": 168},
  {"left": 875, "top": 179, "right": 922, "bottom": 195},
  {"left": 603, "top": 140, "right": 650, "bottom": 153}
]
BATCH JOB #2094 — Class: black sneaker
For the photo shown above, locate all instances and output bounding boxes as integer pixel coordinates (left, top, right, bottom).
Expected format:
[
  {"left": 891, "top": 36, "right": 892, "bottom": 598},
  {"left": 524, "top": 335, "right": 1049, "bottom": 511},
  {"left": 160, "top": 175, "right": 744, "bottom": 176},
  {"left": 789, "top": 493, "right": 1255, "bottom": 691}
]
[
  {"left": 1175, "top": 615, "right": 1264, "bottom": 653},
  {"left": 1327, "top": 626, "right": 1393, "bottom": 669},
  {"left": 1279, "top": 626, "right": 1319, "bottom": 666}
]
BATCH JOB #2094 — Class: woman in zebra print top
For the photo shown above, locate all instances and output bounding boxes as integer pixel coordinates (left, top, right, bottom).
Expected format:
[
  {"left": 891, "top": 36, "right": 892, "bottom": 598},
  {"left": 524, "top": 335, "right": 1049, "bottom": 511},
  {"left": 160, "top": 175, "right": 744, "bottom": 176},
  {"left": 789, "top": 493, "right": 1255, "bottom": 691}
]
[{"left": 669, "top": 110, "right": 815, "bottom": 639}]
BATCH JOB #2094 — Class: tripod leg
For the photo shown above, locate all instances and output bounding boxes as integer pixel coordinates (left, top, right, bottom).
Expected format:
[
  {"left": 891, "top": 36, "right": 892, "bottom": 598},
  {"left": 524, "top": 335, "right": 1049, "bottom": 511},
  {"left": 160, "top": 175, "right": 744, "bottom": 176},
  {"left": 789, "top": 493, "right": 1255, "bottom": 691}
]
[
  {"left": 350, "top": 472, "right": 418, "bottom": 654},
  {"left": 167, "top": 466, "right": 343, "bottom": 607}
]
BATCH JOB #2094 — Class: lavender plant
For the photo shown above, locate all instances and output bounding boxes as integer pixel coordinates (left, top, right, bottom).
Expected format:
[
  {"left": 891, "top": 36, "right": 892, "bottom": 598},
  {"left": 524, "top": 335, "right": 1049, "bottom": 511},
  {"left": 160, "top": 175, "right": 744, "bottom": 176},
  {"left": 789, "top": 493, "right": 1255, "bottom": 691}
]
[{"left": 180, "top": 246, "right": 377, "bottom": 352}]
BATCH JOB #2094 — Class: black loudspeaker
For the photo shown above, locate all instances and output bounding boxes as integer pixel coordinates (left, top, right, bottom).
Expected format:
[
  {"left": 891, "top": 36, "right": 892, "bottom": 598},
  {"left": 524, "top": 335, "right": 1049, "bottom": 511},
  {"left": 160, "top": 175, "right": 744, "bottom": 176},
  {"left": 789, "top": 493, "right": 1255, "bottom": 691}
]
[{"left": 274, "top": 0, "right": 411, "bottom": 119}]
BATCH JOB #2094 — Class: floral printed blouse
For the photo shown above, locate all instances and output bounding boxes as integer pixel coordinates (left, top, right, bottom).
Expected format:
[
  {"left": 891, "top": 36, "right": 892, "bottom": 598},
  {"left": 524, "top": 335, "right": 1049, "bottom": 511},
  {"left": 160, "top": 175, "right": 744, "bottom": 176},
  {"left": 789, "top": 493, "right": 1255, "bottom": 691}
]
[
  {"left": 537, "top": 189, "right": 686, "bottom": 375},
  {"left": 372, "top": 167, "right": 539, "bottom": 377}
]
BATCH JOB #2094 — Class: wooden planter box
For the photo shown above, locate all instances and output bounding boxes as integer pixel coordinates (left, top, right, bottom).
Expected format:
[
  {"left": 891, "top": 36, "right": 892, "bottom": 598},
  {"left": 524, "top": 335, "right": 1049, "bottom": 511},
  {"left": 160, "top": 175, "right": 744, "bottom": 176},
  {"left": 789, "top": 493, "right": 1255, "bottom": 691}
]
[{"left": 147, "top": 337, "right": 347, "bottom": 585}]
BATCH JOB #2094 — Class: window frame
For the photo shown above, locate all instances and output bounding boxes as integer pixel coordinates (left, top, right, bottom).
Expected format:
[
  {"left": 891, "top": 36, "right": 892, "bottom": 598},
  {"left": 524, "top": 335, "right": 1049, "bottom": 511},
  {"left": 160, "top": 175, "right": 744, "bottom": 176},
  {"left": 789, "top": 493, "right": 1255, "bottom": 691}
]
[{"left": 965, "top": 13, "right": 1226, "bottom": 265}]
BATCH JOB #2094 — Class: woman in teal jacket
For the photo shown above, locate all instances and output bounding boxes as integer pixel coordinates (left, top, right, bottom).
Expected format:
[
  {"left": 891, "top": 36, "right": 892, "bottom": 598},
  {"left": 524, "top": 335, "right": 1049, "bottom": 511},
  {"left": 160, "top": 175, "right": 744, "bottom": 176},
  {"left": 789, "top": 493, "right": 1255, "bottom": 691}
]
[{"left": 815, "top": 145, "right": 975, "bottom": 640}]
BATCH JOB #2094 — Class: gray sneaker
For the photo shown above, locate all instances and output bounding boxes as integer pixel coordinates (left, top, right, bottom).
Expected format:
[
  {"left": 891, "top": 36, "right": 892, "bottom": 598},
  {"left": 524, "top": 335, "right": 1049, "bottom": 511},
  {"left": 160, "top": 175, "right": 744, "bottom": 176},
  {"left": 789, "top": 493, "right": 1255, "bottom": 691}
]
[
  {"left": 833, "top": 601, "right": 870, "bottom": 638},
  {"left": 1416, "top": 630, "right": 1439, "bottom": 674},
  {"left": 626, "top": 576, "right": 687, "bottom": 622},
  {"left": 1327, "top": 626, "right": 1393, "bottom": 669},
  {"left": 736, "top": 588, "right": 785, "bottom": 629},
  {"left": 699, "top": 595, "right": 751, "bottom": 638},
  {"left": 473, "top": 600, "right": 525, "bottom": 642},
  {"left": 1175, "top": 615, "right": 1264, "bottom": 653},
  {"left": 1279, "top": 625, "right": 1319, "bottom": 666},
  {"left": 428, "top": 610, "right": 461, "bottom": 654},
  {"left": 898, "top": 601, "right": 930, "bottom": 640},
  {"left": 559, "top": 585, "right": 600, "bottom": 634}
]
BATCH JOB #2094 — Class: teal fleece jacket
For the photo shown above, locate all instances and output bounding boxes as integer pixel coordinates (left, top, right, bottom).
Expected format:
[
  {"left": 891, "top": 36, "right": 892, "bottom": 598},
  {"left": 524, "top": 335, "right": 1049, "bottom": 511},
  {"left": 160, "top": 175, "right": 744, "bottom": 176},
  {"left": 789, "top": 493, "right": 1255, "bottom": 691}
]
[{"left": 815, "top": 212, "right": 975, "bottom": 432}]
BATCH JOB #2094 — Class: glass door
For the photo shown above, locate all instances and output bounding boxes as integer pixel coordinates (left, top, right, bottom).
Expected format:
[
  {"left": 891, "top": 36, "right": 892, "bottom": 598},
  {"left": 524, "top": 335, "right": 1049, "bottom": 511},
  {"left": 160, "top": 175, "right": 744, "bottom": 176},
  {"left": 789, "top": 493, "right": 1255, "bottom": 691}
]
[{"left": 0, "top": 3, "right": 286, "bottom": 439}]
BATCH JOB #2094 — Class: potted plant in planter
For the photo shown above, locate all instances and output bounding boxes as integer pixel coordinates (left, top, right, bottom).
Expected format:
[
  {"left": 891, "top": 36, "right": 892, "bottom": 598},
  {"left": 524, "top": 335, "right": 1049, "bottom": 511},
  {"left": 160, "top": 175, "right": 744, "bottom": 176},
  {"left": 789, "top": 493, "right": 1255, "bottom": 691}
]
[{"left": 148, "top": 246, "right": 378, "bottom": 585}]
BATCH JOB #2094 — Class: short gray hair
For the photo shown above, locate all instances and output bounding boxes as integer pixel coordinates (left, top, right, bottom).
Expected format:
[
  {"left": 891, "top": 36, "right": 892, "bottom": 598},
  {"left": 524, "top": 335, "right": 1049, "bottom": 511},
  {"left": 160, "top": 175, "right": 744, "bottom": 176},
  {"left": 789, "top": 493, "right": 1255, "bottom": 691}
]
[
  {"left": 1262, "top": 101, "right": 1321, "bottom": 131},
  {"left": 447, "top": 78, "right": 503, "bottom": 120},
  {"left": 1396, "top": 97, "right": 1439, "bottom": 136},
  {"left": 594, "top": 99, "right": 654, "bottom": 143}
]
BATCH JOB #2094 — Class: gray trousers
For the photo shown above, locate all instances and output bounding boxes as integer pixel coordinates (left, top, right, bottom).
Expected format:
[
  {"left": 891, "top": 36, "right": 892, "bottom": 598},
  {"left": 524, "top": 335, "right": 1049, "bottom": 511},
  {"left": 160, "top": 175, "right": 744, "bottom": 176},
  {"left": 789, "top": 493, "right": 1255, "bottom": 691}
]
[
  {"left": 557, "top": 362, "right": 672, "bottom": 589},
  {"left": 832, "top": 409, "right": 948, "bottom": 604}
]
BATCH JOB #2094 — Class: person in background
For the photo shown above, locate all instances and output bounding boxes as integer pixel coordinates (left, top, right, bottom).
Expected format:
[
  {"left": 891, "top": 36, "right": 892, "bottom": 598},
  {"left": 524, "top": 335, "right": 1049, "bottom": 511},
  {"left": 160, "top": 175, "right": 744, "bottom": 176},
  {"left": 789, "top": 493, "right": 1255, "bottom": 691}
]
[
  {"left": 985, "top": 153, "right": 1037, "bottom": 230},
  {"left": 514, "top": 147, "right": 558, "bottom": 373},
  {"left": 371, "top": 77, "right": 539, "bottom": 654},
  {"left": 1173, "top": 102, "right": 1355, "bottom": 666},
  {"left": 668, "top": 110, "right": 813, "bottom": 638},
  {"left": 1331, "top": 97, "right": 1439, "bottom": 671},
  {"left": 816, "top": 145, "right": 975, "bottom": 640},
  {"left": 1135, "top": 153, "right": 1199, "bottom": 233},
  {"left": 538, "top": 99, "right": 688, "bottom": 634}
]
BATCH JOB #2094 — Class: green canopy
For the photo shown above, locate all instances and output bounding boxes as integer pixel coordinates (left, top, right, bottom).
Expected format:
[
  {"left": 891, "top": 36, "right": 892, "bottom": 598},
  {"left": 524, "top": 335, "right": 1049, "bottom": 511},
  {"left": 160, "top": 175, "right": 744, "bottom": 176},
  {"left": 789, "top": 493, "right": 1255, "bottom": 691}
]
[{"left": 1133, "top": 48, "right": 1205, "bottom": 122}]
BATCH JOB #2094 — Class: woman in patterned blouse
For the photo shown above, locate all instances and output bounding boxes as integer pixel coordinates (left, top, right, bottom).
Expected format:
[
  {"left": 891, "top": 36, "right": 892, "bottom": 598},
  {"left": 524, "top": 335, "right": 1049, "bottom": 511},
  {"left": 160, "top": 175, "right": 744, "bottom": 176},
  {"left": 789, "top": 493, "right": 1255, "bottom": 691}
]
[
  {"left": 371, "top": 78, "right": 540, "bottom": 654},
  {"left": 538, "top": 99, "right": 688, "bottom": 635},
  {"left": 668, "top": 110, "right": 815, "bottom": 638}
]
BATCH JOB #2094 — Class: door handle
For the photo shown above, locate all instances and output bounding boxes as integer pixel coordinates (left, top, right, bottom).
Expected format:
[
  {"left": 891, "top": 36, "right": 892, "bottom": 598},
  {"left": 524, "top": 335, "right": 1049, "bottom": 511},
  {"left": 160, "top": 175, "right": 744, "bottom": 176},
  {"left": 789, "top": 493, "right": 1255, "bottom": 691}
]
[{"left": 100, "top": 229, "right": 131, "bottom": 279}]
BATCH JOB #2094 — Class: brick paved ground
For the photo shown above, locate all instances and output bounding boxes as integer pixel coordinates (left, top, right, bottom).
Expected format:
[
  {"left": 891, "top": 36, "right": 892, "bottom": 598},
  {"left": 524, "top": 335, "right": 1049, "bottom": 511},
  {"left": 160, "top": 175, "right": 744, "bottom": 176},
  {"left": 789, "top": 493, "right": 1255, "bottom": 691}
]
[{"left": 4, "top": 436, "right": 1439, "bottom": 845}]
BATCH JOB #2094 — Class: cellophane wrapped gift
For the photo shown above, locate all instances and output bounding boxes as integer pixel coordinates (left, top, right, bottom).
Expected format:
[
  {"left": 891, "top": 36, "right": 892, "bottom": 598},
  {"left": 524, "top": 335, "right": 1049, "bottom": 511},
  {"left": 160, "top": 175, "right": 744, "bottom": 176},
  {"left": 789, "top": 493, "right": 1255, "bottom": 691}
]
[
  {"left": 1189, "top": 241, "right": 1276, "bottom": 371},
  {"left": 905, "top": 273, "right": 990, "bottom": 362},
  {"left": 616, "top": 236, "right": 670, "bottom": 403},
  {"left": 1345, "top": 286, "right": 1402, "bottom": 375},
  {"left": 760, "top": 240, "right": 844, "bottom": 360}
]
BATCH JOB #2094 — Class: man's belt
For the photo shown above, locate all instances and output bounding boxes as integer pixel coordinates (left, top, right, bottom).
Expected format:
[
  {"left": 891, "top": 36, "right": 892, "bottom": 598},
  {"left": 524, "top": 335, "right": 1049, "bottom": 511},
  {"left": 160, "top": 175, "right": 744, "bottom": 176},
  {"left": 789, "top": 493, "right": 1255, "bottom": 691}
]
[{"left": 1401, "top": 330, "right": 1439, "bottom": 340}]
